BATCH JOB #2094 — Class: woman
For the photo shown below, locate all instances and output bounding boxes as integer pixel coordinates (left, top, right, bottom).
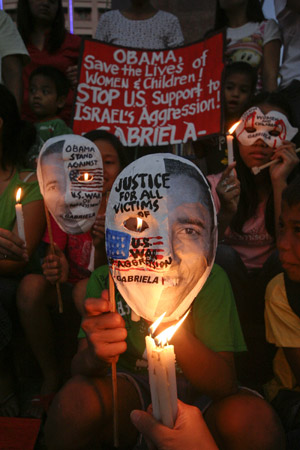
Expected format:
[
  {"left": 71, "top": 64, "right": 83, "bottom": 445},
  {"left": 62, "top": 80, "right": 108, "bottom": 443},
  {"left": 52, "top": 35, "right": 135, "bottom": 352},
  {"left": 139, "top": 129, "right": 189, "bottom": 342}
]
[
  {"left": 214, "top": 0, "right": 281, "bottom": 92},
  {"left": 17, "top": 0, "right": 81, "bottom": 125}
]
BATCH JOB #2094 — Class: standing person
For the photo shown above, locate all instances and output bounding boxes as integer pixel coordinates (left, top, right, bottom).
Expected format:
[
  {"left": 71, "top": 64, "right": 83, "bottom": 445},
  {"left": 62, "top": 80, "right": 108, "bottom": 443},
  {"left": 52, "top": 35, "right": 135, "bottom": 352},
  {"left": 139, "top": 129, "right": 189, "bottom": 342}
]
[
  {"left": 44, "top": 154, "right": 285, "bottom": 450},
  {"left": 274, "top": 0, "right": 300, "bottom": 134},
  {"left": 207, "top": 92, "right": 299, "bottom": 387},
  {"left": 264, "top": 176, "right": 300, "bottom": 446},
  {"left": 214, "top": 0, "right": 281, "bottom": 92},
  {"left": 0, "top": 84, "right": 45, "bottom": 416},
  {"left": 95, "top": 0, "right": 184, "bottom": 50},
  {"left": 0, "top": 10, "right": 29, "bottom": 111},
  {"left": 17, "top": 0, "right": 81, "bottom": 126}
]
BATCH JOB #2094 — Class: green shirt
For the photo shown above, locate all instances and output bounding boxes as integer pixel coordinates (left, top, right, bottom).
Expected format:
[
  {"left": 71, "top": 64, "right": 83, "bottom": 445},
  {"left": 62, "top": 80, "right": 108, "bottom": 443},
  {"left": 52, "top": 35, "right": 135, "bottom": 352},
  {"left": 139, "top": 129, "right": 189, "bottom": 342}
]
[{"left": 80, "top": 264, "right": 246, "bottom": 373}]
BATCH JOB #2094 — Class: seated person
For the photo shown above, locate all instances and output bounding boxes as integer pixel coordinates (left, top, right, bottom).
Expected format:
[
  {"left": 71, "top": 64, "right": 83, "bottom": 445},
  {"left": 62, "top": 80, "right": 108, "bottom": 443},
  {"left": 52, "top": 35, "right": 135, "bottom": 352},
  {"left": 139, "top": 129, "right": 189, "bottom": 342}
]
[{"left": 44, "top": 154, "right": 284, "bottom": 450}]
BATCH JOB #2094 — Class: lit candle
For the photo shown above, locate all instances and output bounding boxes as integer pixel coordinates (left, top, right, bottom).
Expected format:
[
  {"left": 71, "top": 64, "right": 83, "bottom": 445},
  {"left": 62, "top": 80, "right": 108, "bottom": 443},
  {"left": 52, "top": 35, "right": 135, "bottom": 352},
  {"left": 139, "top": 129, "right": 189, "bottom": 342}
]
[
  {"left": 15, "top": 188, "right": 26, "bottom": 244},
  {"left": 226, "top": 121, "right": 240, "bottom": 166},
  {"left": 77, "top": 172, "right": 93, "bottom": 182},
  {"left": 146, "top": 310, "right": 189, "bottom": 428}
]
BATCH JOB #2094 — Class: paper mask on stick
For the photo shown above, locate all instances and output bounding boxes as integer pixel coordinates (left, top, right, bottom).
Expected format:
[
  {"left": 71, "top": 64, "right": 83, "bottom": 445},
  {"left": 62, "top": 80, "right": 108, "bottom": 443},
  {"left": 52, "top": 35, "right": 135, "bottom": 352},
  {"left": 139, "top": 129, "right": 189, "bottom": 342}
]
[
  {"left": 37, "top": 135, "right": 103, "bottom": 234},
  {"left": 235, "top": 107, "right": 298, "bottom": 148},
  {"left": 106, "top": 154, "right": 217, "bottom": 323}
]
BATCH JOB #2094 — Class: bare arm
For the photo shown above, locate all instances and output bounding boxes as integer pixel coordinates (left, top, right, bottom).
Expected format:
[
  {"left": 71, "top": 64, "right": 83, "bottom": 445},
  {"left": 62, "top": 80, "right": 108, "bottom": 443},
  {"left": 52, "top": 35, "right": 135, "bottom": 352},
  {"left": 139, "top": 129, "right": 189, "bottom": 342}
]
[
  {"left": 262, "top": 39, "right": 281, "bottom": 92},
  {"left": 2, "top": 54, "right": 24, "bottom": 111},
  {"left": 172, "top": 327, "right": 238, "bottom": 400},
  {"left": 283, "top": 347, "right": 300, "bottom": 386}
]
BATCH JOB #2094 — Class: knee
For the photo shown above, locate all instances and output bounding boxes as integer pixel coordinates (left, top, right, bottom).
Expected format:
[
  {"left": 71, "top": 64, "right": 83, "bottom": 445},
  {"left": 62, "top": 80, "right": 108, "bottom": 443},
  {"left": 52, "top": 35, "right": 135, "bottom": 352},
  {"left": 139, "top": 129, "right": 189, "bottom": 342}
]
[
  {"left": 17, "top": 274, "right": 48, "bottom": 310},
  {"left": 209, "top": 393, "right": 286, "bottom": 450}
]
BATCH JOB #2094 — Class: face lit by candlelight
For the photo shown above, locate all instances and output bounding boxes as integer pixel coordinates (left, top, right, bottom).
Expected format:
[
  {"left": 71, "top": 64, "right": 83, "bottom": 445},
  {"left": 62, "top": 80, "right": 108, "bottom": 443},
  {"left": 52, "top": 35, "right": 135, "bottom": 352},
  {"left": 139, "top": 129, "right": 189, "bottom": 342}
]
[
  {"left": 106, "top": 154, "right": 217, "bottom": 322},
  {"left": 37, "top": 135, "right": 103, "bottom": 234}
]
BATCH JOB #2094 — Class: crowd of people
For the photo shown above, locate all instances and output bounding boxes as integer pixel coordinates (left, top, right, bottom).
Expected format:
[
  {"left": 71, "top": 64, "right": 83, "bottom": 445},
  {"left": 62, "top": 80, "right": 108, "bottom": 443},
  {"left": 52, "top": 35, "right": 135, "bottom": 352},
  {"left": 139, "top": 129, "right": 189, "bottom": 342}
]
[{"left": 0, "top": 0, "right": 300, "bottom": 449}]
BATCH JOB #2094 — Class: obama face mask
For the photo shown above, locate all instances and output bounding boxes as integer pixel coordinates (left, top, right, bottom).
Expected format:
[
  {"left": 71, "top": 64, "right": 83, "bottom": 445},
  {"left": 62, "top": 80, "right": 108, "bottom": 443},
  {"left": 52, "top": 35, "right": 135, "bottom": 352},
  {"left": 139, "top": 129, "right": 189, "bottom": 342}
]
[{"left": 106, "top": 154, "right": 217, "bottom": 323}]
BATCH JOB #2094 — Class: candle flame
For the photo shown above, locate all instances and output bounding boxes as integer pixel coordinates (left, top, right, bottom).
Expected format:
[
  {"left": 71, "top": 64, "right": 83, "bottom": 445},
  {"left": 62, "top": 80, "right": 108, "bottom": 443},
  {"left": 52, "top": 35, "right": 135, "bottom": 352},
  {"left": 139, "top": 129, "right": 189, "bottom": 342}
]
[
  {"left": 16, "top": 187, "right": 22, "bottom": 203},
  {"left": 137, "top": 217, "right": 143, "bottom": 232},
  {"left": 154, "top": 309, "right": 190, "bottom": 347},
  {"left": 77, "top": 172, "right": 93, "bottom": 182},
  {"left": 228, "top": 121, "right": 240, "bottom": 135},
  {"left": 149, "top": 312, "right": 166, "bottom": 336}
]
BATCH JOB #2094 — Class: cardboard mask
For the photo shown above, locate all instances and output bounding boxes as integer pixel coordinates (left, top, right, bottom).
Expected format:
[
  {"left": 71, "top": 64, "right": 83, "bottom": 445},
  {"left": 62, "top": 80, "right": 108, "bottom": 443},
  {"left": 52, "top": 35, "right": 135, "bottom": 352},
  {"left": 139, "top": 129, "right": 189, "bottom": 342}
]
[
  {"left": 106, "top": 154, "right": 217, "bottom": 323},
  {"left": 235, "top": 107, "right": 298, "bottom": 148},
  {"left": 37, "top": 135, "right": 103, "bottom": 234}
]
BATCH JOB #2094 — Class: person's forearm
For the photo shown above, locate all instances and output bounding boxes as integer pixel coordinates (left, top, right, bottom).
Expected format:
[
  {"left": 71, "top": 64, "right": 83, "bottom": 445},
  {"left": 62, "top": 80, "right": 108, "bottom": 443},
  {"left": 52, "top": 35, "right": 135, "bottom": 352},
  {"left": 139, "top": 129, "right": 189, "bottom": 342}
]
[{"left": 172, "top": 328, "right": 238, "bottom": 399}]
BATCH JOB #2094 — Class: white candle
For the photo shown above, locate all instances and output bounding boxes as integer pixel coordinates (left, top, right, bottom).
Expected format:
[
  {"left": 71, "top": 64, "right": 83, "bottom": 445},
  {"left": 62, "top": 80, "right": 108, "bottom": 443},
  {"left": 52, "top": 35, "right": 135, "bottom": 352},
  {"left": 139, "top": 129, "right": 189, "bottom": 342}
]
[
  {"left": 15, "top": 188, "right": 26, "bottom": 244},
  {"left": 226, "top": 121, "right": 241, "bottom": 166},
  {"left": 146, "top": 310, "right": 189, "bottom": 428},
  {"left": 226, "top": 134, "right": 234, "bottom": 165}
]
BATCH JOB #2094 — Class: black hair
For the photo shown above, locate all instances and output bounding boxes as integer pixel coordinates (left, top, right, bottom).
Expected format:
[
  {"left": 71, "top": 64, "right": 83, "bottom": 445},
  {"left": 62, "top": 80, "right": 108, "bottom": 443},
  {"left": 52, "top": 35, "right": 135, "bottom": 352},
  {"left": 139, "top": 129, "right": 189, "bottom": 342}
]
[
  {"left": 224, "top": 61, "right": 258, "bottom": 93},
  {"left": 0, "top": 84, "right": 36, "bottom": 171},
  {"left": 231, "top": 91, "right": 299, "bottom": 236},
  {"left": 29, "top": 65, "right": 70, "bottom": 98},
  {"left": 214, "top": 0, "right": 265, "bottom": 29},
  {"left": 282, "top": 176, "right": 300, "bottom": 208},
  {"left": 83, "top": 129, "right": 129, "bottom": 170},
  {"left": 17, "top": 0, "right": 66, "bottom": 52}
]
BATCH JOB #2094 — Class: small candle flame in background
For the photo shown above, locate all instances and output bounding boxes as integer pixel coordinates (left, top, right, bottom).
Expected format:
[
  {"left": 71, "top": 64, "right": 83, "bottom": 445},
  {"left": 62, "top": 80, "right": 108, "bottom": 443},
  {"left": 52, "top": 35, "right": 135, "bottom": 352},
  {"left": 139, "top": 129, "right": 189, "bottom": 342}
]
[
  {"left": 228, "top": 120, "right": 240, "bottom": 135},
  {"left": 16, "top": 187, "right": 22, "bottom": 203},
  {"left": 77, "top": 172, "right": 94, "bottom": 182},
  {"left": 154, "top": 309, "right": 190, "bottom": 346},
  {"left": 136, "top": 217, "right": 143, "bottom": 232}
]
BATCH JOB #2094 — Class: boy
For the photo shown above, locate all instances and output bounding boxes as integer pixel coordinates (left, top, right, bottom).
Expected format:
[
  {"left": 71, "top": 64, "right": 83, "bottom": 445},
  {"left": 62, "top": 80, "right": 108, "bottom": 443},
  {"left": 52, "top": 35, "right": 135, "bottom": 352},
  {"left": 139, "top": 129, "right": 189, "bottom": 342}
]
[
  {"left": 194, "top": 61, "right": 257, "bottom": 174},
  {"left": 27, "top": 65, "right": 73, "bottom": 167},
  {"left": 265, "top": 176, "right": 300, "bottom": 432},
  {"left": 44, "top": 155, "right": 284, "bottom": 450}
]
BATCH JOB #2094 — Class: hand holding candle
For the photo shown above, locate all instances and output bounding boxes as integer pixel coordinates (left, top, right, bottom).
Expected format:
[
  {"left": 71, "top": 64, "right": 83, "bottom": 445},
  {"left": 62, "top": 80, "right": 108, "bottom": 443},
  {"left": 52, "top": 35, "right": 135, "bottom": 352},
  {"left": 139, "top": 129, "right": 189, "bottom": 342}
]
[
  {"left": 146, "top": 310, "right": 190, "bottom": 429},
  {"left": 15, "top": 188, "right": 26, "bottom": 244}
]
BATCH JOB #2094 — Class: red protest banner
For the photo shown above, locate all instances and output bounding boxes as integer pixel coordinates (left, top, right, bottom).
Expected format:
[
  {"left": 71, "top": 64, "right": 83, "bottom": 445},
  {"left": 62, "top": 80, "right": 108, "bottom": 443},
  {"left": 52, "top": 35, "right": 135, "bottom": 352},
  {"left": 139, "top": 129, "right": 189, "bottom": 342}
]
[{"left": 72, "top": 32, "right": 224, "bottom": 146}]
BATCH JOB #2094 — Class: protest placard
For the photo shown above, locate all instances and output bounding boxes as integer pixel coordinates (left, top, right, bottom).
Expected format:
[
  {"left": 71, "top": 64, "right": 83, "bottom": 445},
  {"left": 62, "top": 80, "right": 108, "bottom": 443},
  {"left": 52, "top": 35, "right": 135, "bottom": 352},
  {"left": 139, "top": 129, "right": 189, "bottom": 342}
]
[{"left": 72, "top": 32, "right": 224, "bottom": 147}]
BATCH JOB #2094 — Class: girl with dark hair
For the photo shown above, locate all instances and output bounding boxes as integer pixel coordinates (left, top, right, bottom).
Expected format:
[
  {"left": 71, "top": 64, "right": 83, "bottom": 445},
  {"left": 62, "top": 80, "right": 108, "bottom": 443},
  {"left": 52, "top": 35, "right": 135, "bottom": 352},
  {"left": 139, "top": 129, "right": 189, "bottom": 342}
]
[
  {"left": 17, "top": 0, "right": 81, "bottom": 126},
  {"left": 214, "top": 0, "right": 281, "bottom": 92},
  {"left": 0, "top": 84, "right": 45, "bottom": 416},
  {"left": 207, "top": 91, "right": 300, "bottom": 388}
]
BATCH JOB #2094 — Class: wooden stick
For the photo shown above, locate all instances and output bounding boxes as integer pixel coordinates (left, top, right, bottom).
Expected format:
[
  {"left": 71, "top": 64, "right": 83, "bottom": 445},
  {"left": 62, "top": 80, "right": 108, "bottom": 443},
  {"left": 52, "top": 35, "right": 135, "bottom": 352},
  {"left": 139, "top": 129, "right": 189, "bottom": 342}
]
[
  {"left": 252, "top": 148, "right": 300, "bottom": 175},
  {"left": 109, "top": 270, "right": 119, "bottom": 448},
  {"left": 44, "top": 205, "right": 63, "bottom": 313}
]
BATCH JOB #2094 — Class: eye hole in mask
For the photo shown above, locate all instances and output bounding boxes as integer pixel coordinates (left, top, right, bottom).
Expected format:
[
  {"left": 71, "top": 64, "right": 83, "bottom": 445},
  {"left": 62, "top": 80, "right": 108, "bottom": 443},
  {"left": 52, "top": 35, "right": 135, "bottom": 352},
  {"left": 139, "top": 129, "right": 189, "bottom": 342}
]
[
  {"left": 269, "top": 129, "right": 281, "bottom": 137},
  {"left": 245, "top": 126, "right": 256, "bottom": 133},
  {"left": 124, "top": 217, "right": 149, "bottom": 232}
]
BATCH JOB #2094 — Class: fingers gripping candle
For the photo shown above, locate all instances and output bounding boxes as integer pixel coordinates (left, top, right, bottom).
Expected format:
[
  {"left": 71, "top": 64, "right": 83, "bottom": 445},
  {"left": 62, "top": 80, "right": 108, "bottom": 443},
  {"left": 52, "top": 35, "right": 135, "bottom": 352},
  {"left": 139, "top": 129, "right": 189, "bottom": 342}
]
[{"left": 15, "top": 188, "right": 26, "bottom": 244}]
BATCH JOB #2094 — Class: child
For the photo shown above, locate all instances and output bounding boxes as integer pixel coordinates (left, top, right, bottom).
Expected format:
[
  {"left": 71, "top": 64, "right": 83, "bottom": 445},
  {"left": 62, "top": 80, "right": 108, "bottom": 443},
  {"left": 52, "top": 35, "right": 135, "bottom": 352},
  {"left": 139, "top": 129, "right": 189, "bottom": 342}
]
[
  {"left": 207, "top": 91, "right": 299, "bottom": 387},
  {"left": 27, "top": 65, "right": 73, "bottom": 167},
  {"left": 44, "top": 154, "right": 284, "bottom": 450},
  {"left": 264, "top": 176, "right": 300, "bottom": 439},
  {"left": 17, "top": 131, "right": 128, "bottom": 419},
  {"left": 194, "top": 61, "right": 257, "bottom": 175}
]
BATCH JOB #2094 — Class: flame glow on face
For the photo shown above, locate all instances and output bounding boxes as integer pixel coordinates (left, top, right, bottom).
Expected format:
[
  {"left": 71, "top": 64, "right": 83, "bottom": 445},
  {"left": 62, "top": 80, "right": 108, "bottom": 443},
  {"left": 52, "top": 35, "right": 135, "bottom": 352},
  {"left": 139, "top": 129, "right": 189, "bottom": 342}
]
[
  {"left": 105, "top": 154, "right": 217, "bottom": 323},
  {"left": 235, "top": 106, "right": 298, "bottom": 148},
  {"left": 37, "top": 135, "right": 103, "bottom": 234}
]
